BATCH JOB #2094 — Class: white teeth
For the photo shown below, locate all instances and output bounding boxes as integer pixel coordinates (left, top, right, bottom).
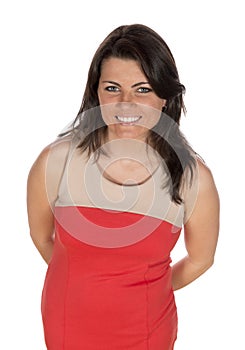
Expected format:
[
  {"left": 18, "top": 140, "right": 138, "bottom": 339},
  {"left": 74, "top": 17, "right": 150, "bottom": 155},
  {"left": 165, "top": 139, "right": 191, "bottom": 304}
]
[{"left": 115, "top": 116, "right": 141, "bottom": 123}]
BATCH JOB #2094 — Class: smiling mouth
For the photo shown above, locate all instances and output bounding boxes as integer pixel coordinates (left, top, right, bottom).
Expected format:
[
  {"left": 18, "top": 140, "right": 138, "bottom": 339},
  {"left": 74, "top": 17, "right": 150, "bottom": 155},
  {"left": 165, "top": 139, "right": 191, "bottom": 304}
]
[{"left": 115, "top": 116, "right": 142, "bottom": 124}]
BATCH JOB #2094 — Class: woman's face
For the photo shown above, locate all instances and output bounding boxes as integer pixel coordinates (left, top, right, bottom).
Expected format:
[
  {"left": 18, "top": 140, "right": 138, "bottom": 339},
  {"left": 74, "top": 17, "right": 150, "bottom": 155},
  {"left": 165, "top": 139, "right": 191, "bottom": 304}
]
[{"left": 97, "top": 57, "right": 166, "bottom": 141}]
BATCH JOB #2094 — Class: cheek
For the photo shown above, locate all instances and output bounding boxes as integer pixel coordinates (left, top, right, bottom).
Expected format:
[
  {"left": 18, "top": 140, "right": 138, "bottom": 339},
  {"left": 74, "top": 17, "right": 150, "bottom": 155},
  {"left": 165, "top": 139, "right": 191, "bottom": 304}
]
[
  {"left": 150, "top": 97, "right": 165, "bottom": 110},
  {"left": 100, "top": 104, "right": 117, "bottom": 125},
  {"left": 97, "top": 90, "right": 104, "bottom": 105},
  {"left": 97, "top": 87, "right": 111, "bottom": 104},
  {"left": 142, "top": 111, "right": 162, "bottom": 130}
]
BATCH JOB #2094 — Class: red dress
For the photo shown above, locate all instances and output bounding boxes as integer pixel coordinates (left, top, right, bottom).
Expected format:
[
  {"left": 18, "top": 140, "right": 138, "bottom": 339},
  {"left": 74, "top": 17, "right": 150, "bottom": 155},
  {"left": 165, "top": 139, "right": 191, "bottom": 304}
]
[{"left": 41, "top": 138, "right": 196, "bottom": 349}]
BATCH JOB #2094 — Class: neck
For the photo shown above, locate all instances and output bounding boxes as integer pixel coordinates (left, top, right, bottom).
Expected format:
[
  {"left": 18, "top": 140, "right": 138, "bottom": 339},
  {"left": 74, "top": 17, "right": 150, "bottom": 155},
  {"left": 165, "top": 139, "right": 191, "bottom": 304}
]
[{"left": 100, "top": 136, "right": 160, "bottom": 169}]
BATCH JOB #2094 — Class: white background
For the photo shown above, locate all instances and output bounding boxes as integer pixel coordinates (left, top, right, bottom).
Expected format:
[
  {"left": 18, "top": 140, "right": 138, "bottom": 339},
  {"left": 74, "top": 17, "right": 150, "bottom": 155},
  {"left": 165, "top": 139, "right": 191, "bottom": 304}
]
[{"left": 0, "top": 0, "right": 244, "bottom": 349}]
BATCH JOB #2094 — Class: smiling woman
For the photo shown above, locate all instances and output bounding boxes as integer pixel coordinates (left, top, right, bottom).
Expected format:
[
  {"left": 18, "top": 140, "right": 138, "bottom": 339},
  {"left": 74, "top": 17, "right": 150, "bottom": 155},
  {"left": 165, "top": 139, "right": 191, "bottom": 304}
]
[
  {"left": 27, "top": 24, "right": 219, "bottom": 350},
  {"left": 97, "top": 57, "right": 166, "bottom": 140}
]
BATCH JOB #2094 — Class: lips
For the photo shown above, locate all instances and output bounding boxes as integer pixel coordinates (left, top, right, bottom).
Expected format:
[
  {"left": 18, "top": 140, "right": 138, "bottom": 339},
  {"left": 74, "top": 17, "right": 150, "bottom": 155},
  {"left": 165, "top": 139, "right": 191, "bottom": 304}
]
[{"left": 115, "top": 116, "right": 142, "bottom": 124}]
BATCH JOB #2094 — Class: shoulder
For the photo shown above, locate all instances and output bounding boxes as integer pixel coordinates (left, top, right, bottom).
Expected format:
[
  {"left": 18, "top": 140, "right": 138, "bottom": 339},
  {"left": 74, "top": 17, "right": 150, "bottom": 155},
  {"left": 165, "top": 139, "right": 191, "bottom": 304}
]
[
  {"left": 27, "top": 134, "right": 75, "bottom": 191},
  {"left": 30, "top": 135, "right": 73, "bottom": 172},
  {"left": 195, "top": 156, "right": 218, "bottom": 195},
  {"left": 183, "top": 155, "right": 219, "bottom": 224},
  {"left": 27, "top": 134, "right": 77, "bottom": 205},
  {"left": 42, "top": 134, "right": 73, "bottom": 161}
]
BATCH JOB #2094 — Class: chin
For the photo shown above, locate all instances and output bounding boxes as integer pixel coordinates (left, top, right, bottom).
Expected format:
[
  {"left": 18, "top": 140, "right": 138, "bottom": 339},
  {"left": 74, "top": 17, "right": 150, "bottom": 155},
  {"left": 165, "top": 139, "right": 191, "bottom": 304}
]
[{"left": 108, "top": 125, "right": 149, "bottom": 141}]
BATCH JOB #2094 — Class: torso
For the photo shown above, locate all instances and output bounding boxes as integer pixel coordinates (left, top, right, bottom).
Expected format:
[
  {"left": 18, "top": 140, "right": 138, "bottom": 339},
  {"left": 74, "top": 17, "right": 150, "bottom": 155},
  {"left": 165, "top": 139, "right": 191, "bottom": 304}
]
[{"left": 41, "top": 134, "right": 198, "bottom": 349}]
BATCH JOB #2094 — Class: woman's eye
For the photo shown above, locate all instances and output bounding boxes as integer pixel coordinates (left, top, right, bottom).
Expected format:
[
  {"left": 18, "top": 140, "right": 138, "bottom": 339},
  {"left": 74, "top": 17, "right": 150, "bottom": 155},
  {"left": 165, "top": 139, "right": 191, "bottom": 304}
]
[
  {"left": 137, "top": 87, "right": 152, "bottom": 93},
  {"left": 105, "top": 86, "right": 120, "bottom": 92}
]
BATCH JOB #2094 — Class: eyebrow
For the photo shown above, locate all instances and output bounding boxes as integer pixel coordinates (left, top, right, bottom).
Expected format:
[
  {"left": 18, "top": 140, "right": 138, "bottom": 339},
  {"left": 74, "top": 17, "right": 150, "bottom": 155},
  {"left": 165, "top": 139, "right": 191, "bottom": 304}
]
[{"left": 102, "top": 80, "right": 150, "bottom": 88}]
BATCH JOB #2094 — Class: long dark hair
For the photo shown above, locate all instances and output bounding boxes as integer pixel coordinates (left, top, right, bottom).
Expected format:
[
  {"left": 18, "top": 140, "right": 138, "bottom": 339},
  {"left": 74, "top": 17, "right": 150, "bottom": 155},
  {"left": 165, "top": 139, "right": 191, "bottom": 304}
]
[{"left": 65, "top": 24, "right": 196, "bottom": 204}]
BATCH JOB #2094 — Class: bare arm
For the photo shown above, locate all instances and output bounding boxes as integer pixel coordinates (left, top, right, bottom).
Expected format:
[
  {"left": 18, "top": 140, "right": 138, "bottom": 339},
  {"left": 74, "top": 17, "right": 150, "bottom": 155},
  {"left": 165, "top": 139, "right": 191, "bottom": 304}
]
[
  {"left": 27, "top": 138, "right": 71, "bottom": 264},
  {"left": 172, "top": 160, "right": 220, "bottom": 291},
  {"left": 27, "top": 147, "right": 54, "bottom": 264}
]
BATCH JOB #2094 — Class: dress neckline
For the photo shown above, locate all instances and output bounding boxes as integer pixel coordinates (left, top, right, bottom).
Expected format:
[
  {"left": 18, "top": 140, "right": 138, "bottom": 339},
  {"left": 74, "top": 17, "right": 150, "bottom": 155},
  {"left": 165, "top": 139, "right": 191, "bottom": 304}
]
[{"left": 92, "top": 156, "right": 162, "bottom": 188}]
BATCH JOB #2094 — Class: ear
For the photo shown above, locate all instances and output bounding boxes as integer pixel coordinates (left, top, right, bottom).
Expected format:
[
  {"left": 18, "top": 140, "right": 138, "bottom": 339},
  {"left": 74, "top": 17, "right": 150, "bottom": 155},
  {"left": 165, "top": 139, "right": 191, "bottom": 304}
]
[{"left": 162, "top": 99, "right": 167, "bottom": 112}]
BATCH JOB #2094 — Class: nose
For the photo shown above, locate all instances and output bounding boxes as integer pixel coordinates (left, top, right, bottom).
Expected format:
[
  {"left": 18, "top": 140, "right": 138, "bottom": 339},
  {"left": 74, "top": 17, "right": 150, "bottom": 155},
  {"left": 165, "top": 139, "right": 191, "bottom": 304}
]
[
  {"left": 116, "top": 91, "right": 137, "bottom": 114},
  {"left": 116, "top": 92, "right": 136, "bottom": 112},
  {"left": 119, "top": 91, "right": 134, "bottom": 103}
]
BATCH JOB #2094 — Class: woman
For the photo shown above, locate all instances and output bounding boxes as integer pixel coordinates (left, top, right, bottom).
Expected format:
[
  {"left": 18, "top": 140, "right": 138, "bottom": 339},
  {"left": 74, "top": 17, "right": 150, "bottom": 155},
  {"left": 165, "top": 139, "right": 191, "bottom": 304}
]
[{"left": 27, "top": 24, "right": 219, "bottom": 349}]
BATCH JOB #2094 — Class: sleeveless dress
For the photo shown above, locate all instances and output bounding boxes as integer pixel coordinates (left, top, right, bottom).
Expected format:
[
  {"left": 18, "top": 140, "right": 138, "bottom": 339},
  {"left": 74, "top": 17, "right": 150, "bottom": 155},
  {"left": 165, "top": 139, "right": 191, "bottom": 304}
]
[{"left": 41, "top": 136, "right": 198, "bottom": 350}]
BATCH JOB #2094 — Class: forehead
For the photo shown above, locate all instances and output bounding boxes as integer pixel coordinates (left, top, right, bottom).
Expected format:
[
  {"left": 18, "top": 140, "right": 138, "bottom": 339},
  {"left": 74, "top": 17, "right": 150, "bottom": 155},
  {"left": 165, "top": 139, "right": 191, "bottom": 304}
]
[{"left": 100, "top": 57, "right": 147, "bottom": 81}]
